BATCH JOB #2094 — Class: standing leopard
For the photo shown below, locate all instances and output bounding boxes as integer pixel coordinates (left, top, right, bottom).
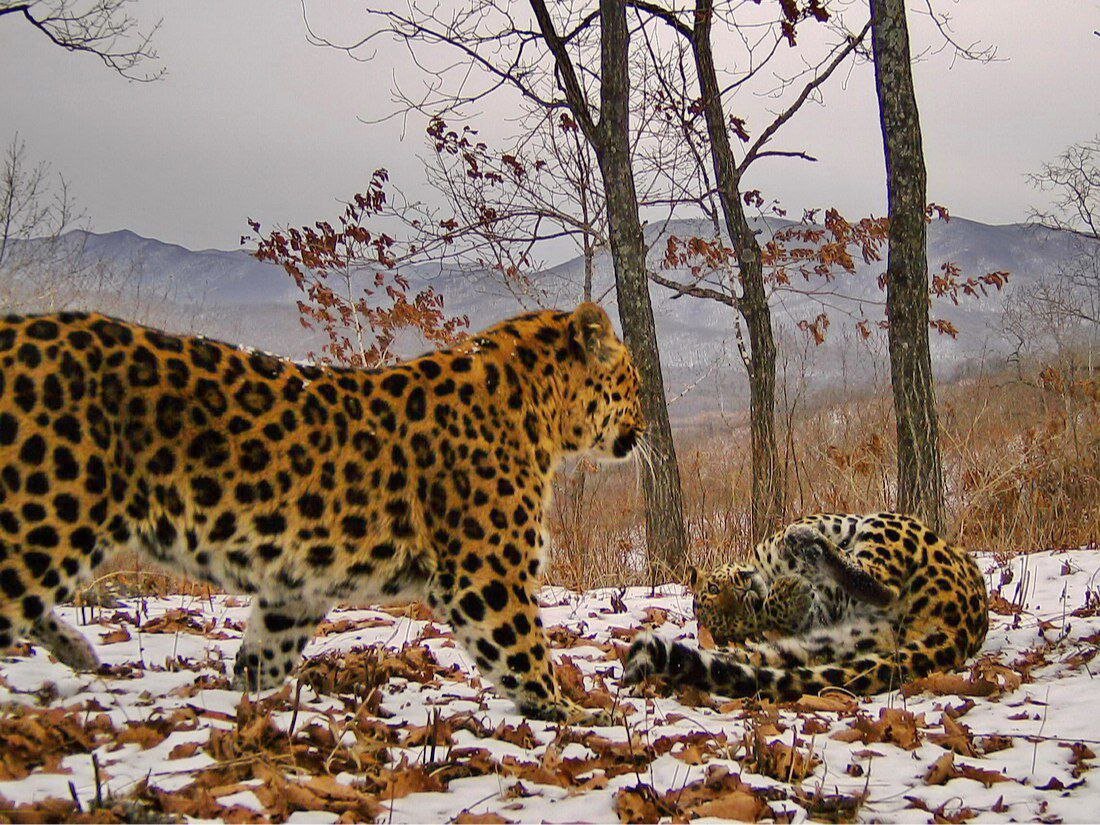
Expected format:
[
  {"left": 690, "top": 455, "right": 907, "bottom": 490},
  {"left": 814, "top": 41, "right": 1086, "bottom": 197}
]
[
  {"left": 0, "top": 303, "right": 643, "bottom": 723},
  {"left": 624, "top": 512, "right": 989, "bottom": 699}
]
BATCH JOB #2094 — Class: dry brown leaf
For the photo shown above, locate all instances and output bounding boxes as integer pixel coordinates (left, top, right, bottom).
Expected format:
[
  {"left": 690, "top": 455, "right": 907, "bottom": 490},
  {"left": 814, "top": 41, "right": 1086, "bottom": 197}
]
[
  {"left": 928, "top": 713, "right": 976, "bottom": 757},
  {"left": 988, "top": 592, "right": 1022, "bottom": 615},
  {"left": 673, "top": 742, "right": 708, "bottom": 765},
  {"left": 924, "top": 751, "right": 1011, "bottom": 788},
  {"left": 302, "top": 775, "right": 363, "bottom": 802},
  {"left": 956, "top": 763, "right": 1012, "bottom": 788},
  {"left": 169, "top": 741, "right": 202, "bottom": 759},
  {"left": 924, "top": 752, "right": 957, "bottom": 785},
  {"left": 688, "top": 791, "right": 767, "bottom": 821},
  {"left": 794, "top": 693, "right": 858, "bottom": 713},
  {"left": 831, "top": 707, "right": 924, "bottom": 750},
  {"left": 613, "top": 785, "right": 665, "bottom": 824},
  {"left": 315, "top": 616, "right": 395, "bottom": 636},
  {"left": 99, "top": 627, "right": 132, "bottom": 644},
  {"left": 453, "top": 813, "right": 512, "bottom": 824},
  {"left": 491, "top": 721, "right": 538, "bottom": 750},
  {"left": 977, "top": 734, "right": 1014, "bottom": 755},
  {"left": 742, "top": 734, "right": 821, "bottom": 781},
  {"left": 698, "top": 624, "right": 716, "bottom": 650},
  {"left": 973, "top": 659, "right": 1024, "bottom": 693},
  {"left": 115, "top": 723, "right": 170, "bottom": 750},
  {"left": 905, "top": 793, "right": 977, "bottom": 823},
  {"left": 902, "top": 672, "right": 998, "bottom": 698},
  {"left": 381, "top": 763, "right": 445, "bottom": 800},
  {"left": 1061, "top": 741, "right": 1096, "bottom": 778},
  {"left": 555, "top": 657, "right": 614, "bottom": 710},
  {"left": 376, "top": 601, "right": 434, "bottom": 621}
]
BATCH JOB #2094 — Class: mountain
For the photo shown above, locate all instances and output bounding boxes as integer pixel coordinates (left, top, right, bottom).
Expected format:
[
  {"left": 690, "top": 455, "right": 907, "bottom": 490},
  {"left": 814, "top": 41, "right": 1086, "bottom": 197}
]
[{"left": 2, "top": 219, "right": 1093, "bottom": 420}]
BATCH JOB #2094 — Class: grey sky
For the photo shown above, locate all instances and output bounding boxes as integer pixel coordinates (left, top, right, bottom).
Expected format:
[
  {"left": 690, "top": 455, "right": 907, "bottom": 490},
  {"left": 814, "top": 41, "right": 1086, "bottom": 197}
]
[{"left": 1, "top": 1, "right": 1097, "bottom": 260}]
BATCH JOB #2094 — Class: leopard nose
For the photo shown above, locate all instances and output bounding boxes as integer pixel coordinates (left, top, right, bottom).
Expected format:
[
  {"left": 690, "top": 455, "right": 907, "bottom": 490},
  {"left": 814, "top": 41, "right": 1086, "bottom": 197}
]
[{"left": 612, "top": 429, "right": 637, "bottom": 457}]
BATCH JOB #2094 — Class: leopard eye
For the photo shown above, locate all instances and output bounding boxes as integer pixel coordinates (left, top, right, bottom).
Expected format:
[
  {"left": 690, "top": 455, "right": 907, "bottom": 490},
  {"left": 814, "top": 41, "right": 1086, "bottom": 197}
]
[{"left": 707, "top": 582, "right": 720, "bottom": 594}]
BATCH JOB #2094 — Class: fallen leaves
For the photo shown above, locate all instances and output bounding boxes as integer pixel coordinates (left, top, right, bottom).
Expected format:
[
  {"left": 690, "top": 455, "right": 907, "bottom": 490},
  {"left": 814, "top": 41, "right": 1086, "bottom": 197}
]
[
  {"left": 98, "top": 627, "right": 131, "bottom": 645},
  {"left": 740, "top": 729, "right": 821, "bottom": 782},
  {"left": 555, "top": 656, "right": 615, "bottom": 710},
  {"left": 923, "top": 751, "right": 1011, "bottom": 788},
  {"left": 0, "top": 707, "right": 108, "bottom": 780},
  {"left": 928, "top": 713, "right": 976, "bottom": 756},
  {"left": 614, "top": 768, "right": 769, "bottom": 823},
  {"left": 1061, "top": 741, "right": 1096, "bottom": 777},
  {"left": 613, "top": 784, "right": 666, "bottom": 823},
  {"left": 831, "top": 707, "right": 924, "bottom": 750},
  {"left": 315, "top": 616, "right": 395, "bottom": 636},
  {"left": 2, "top": 557, "right": 1097, "bottom": 823},
  {"left": 140, "top": 607, "right": 229, "bottom": 637}
]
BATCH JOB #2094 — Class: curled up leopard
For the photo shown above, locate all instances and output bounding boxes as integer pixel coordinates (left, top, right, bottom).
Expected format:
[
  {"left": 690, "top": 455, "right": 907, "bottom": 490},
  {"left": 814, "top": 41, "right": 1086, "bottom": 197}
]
[{"left": 623, "top": 512, "right": 990, "bottom": 700}]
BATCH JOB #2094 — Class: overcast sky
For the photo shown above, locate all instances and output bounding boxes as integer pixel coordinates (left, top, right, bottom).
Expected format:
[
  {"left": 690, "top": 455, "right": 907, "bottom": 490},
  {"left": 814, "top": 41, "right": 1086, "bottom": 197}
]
[{"left": 1, "top": 1, "right": 1097, "bottom": 260}]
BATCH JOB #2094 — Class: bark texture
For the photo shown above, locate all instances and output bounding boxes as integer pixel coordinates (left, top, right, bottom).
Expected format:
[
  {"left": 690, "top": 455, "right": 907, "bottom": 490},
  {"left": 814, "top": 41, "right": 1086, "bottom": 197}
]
[
  {"left": 870, "top": 0, "right": 945, "bottom": 529},
  {"left": 596, "top": 0, "right": 688, "bottom": 574},
  {"left": 692, "top": 0, "right": 783, "bottom": 542}
]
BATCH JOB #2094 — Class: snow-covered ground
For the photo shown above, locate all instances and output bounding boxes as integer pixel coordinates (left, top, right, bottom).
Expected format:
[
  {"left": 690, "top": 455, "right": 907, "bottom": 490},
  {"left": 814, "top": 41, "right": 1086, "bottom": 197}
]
[{"left": 1, "top": 550, "right": 1098, "bottom": 822}]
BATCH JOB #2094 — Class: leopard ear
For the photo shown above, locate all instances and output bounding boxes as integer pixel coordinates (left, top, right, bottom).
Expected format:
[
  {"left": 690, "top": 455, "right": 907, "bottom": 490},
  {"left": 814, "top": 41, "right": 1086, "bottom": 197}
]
[
  {"left": 686, "top": 565, "right": 699, "bottom": 589},
  {"left": 569, "top": 302, "right": 615, "bottom": 363}
]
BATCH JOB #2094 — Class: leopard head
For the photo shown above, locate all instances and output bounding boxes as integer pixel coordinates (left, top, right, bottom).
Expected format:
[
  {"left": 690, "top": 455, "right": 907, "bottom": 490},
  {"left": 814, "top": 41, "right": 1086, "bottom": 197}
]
[
  {"left": 561, "top": 302, "right": 645, "bottom": 462},
  {"left": 689, "top": 563, "right": 767, "bottom": 646}
]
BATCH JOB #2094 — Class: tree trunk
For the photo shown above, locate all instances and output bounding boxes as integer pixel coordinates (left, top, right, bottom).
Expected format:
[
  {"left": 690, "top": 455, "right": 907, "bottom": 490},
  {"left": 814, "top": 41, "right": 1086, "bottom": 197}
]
[
  {"left": 530, "top": 0, "right": 688, "bottom": 574},
  {"left": 597, "top": 0, "right": 688, "bottom": 575},
  {"left": 870, "top": 0, "right": 944, "bottom": 530},
  {"left": 692, "top": 0, "right": 784, "bottom": 542}
]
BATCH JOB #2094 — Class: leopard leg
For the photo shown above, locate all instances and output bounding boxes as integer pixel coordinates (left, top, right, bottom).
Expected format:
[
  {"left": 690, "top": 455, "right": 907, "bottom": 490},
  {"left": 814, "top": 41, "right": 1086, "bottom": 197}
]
[
  {"left": 233, "top": 593, "right": 331, "bottom": 691},
  {"left": 29, "top": 609, "right": 99, "bottom": 670},
  {"left": 0, "top": 535, "right": 102, "bottom": 670},
  {"left": 760, "top": 574, "right": 815, "bottom": 635},
  {"left": 783, "top": 523, "right": 896, "bottom": 607},
  {"left": 429, "top": 540, "right": 604, "bottom": 725}
]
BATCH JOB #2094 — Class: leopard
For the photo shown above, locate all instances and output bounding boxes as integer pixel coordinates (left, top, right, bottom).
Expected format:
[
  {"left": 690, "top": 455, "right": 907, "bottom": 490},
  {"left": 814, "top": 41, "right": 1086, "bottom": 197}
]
[
  {"left": 0, "top": 302, "right": 643, "bottom": 723},
  {"left": 624, "top": 512, "right": 989, "bottom": 700}
]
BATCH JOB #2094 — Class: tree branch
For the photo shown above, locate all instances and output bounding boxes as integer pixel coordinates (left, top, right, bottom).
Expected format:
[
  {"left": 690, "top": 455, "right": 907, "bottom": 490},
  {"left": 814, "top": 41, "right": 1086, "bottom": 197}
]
[
  {"left": 739, "top": 19, "right": 870, "bottom": 174},
  {"left": 1, "top": 0, "right": 163, "bottom": 81},
  {"left": 649, "top": 269, "right": 737, "bottom": 307},
  {"left": 528, "top": 0, "right": 599, "bottom": 139}
]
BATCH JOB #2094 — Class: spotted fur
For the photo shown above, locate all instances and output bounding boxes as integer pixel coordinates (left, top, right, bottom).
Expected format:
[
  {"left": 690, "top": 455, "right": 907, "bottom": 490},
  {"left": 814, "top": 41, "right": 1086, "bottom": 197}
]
[
  {"left": 623, "top": 512, "right": 989, "bottom": 699},
  {"left": 0, "top": 303, "right": 643, "bottom": 722}
]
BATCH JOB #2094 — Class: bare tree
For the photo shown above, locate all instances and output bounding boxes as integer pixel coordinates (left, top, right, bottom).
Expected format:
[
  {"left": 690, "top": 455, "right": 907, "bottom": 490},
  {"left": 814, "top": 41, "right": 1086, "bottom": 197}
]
[
  {"left": 870, "top": 0, "right": 944, "bottom": 530},
  {"left": 417, "top": 111, "right": 607, "bottom": 308},
  {"left": 529, "top": 0, "right": 688, "bottom": 573},
  {"left": 635, "top": 0, "right": 868, "bottom": 541},
  {"left": 0, "top": 134, "right": 91, "bottom": 310},
  {"left": 1029, "top": 138, "right": 1100, "bottom": 328},
  {"left": 1004, "top": 138, "right": 1100, "bottom": 359},
  {"left": 0, "top": 0, "right": 162, "bottom": 80}
]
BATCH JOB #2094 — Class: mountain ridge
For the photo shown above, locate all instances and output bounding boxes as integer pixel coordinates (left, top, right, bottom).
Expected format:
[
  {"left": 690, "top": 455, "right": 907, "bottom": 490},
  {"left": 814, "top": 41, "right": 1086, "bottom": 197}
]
[{"left": 3, "top": 217, "right": 1094, "bottom": 418}]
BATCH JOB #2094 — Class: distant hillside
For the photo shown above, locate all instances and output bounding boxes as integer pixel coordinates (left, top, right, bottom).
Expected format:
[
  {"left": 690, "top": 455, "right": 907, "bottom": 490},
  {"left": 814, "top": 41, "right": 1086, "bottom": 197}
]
[{"left": 2, "top": 218, "right": 1093, "bottom": 419}]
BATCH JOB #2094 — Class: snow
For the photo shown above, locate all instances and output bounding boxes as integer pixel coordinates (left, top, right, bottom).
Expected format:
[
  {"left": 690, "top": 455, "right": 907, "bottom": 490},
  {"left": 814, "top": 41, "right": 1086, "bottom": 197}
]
[{"left": 0, "top": 550, "right": 1098, "bottom": 822}]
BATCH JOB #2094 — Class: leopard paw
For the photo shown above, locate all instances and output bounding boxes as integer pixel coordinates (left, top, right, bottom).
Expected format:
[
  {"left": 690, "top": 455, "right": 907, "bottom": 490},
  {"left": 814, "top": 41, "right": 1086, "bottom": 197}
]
[
  {"left": 519, "top": 698, "right": 614, "bottom": 727},
  {"left": 763, "top": 574, "right": 815, "bottom": 635},
  {"left": 51, "top": 634, "right": 101, "bottom": 671},
  {"left": 783, "top": 523, "right": 827, "bottom": 563}
]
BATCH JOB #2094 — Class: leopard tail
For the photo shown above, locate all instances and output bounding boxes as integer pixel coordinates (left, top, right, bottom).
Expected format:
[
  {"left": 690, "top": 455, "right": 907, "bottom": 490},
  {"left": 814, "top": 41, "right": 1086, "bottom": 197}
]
[{"left": 623, "top": 623, "right": 986, "bottom": 700}]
